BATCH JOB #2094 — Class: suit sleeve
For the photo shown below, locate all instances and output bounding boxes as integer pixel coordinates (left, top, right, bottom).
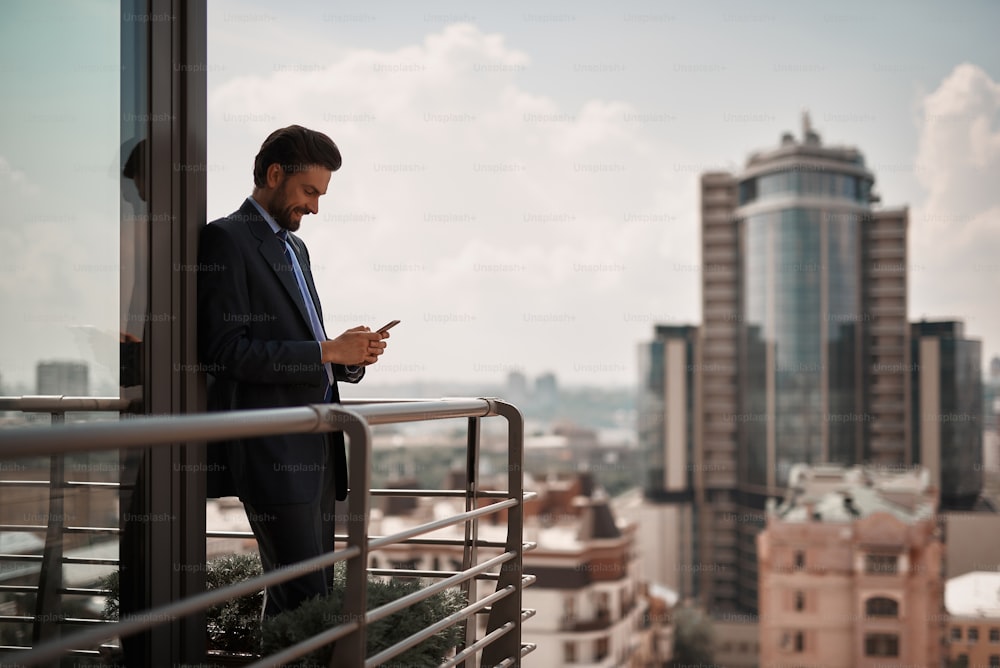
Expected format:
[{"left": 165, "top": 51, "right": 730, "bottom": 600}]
[{"left": 197, "top": 222, "right": 326, "bottom": 385}]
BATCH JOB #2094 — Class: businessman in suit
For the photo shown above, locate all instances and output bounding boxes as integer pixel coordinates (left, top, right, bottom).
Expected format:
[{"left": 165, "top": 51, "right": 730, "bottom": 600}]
[{"left": 197, "top": 125, "right": 388, "bottom": 618}]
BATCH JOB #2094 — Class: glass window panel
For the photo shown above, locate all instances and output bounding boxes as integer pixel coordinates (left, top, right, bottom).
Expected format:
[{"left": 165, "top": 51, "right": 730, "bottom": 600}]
[{"left": 0, "top": 3, "right": 121, "bottom": 400}]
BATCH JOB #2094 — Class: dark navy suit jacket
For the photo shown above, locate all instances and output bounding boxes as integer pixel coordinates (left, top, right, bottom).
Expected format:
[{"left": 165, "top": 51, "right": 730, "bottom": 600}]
[{"left": 197, "top": 198, "right": 360, "bottom": 504}]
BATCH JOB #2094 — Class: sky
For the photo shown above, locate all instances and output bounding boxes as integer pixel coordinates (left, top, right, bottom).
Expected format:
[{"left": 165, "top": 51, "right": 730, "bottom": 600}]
[{"left": 0, "top": 0, "right": 998, "bottom": 391}]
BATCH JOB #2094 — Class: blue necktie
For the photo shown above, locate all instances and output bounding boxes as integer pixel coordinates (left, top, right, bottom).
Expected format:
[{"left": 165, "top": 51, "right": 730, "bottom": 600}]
[{"left": 277, "top": 229, "right": 335, "bottom": 391}]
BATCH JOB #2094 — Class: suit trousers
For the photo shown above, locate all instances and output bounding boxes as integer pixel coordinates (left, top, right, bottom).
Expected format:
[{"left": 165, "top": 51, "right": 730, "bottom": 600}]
[{"left": 243, "top": 456, "right": 337, "bottom": 620}]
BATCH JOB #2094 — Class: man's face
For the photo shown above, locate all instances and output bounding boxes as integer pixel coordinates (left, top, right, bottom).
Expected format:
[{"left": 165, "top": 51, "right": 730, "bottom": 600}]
[{"left": 268, "top": 164, "right": 332, "bottom": 232}]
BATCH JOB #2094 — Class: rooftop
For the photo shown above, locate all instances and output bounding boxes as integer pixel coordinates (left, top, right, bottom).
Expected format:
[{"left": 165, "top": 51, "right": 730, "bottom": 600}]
[
  {"left": 770, "top": 463, "right": 937, "bottom": 524},
  {"left": 946, "top": 571, "right": 1000, "bottom": 618}
]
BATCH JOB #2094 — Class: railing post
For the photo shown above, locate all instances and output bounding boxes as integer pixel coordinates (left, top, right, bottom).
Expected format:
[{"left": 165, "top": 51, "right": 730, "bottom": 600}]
[
  {"left": 481, "top": 400, "right": 524, "bottom": 667},
  {"left": 458, "top": 415, "right": 482, "bottom": 667},
  {"left": 31, "top": 411, "right": 65, "bottom": 661},
  {"left": 328, "top": 406, "right": 372, "bottom": 668}
]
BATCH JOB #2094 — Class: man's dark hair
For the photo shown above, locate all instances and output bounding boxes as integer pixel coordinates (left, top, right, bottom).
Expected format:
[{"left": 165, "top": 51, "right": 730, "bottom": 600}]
[{"left": 253, "top": 125, "right": 342, "bottom": 187}]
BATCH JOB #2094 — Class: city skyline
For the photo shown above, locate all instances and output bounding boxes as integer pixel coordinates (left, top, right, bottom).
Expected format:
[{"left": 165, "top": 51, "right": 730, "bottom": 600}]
[{"left": 1, "top": 0, "right": 998, "bottom": 389}]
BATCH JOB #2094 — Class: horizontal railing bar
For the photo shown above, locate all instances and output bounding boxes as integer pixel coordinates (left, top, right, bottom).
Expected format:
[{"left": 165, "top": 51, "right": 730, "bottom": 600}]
[
  {"left": 205, "top": 530, "right": 254, "bottom": 539},
  {"left": 441, "top": 620, "right": 515, "bottom": 668},
  {"left": 6, "top": 544, "right": 361, "bottom": 666},
  {"left": 366, "top": 584, "right": 515, "bottom": 668},
  {"left": 64, "top": 588, "right": 110, "bottom": 596},
  {"left": 243, "top": 620, "right": 359, "bottom": 668},
  {"left": 0, "top": 396, "right": 131, "bottom": 413},
  {"left": 0, "top": 525, "right": 119, "bottom": 535},
  {"left": 64, "top": 526, "right": 119, "bottom": 534},
  {"left": 366, "top": 568, "right": 496, "bottom": 580},
  {"left": 65, "top": 482, "right": 121, "bottom": 489},
  {"left": 368, "top": 498, "right": 518, "bottom": 551},
  {"left": 349, "top": 398, "right": 497, "bottom": 425},
  {"left": 366, "top": 551, "right": 515, "bottom": 626},
  {"left": 370, "top": 489, "right": 513, "bottom": 499},
  {"left": 63, "top": 557, "right": 117, "bottom": 566},
  {"left": 340, "top": 536, "right": 511, "bottom": 550},
  {"left": 0, "top": 399, "right": 496, "bottom": 458},
  {"left": 0, "top": 481, "right": 120, "bottom": 489}
]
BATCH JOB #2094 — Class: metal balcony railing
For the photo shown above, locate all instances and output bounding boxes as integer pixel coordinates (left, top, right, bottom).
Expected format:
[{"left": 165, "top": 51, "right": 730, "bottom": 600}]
[{"left": 0, "top": 395, "right": 535, "bottom": 666}]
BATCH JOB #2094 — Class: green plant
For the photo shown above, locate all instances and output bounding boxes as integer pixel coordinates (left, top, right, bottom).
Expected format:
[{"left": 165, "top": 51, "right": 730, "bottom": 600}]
[
  {"left": 102, "top": 555, "right": 466, "bottom": 665},
  {"left": 204, "top": 553, "right": 264, "bottom": 653},
  {"left": 100, "top": 553, "right": 263, "bottom": 654},
  {"left": 261, "top": 568, "right": 466, "bottom": 667}
]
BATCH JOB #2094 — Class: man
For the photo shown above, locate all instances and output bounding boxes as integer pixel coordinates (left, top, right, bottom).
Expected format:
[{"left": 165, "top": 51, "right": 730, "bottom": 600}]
[{"left": 197, "top": 125, "right": 388, "bottom": 618}]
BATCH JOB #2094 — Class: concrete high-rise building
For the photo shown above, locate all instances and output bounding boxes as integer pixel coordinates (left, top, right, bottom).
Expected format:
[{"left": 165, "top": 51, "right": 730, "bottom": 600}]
[
  {"left": 757, "top": 464, "right": 944, "bottom": 667},
  {"left": 698, "top": 115, "right": 909, "bottom": 614},
  {"left": 35, "top": 360, "right": 89, "bottom": 396},
  {"left": 636, "top": 325, "right": 700, "bottom": 600},
  {"left": 910, "top": 320, "right": 984, "bottom": 509}
]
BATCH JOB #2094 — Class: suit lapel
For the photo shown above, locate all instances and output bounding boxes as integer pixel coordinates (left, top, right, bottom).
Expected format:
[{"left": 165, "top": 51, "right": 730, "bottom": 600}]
[{"left": 239, "top": 200, "right": 315, "bottom": 333}]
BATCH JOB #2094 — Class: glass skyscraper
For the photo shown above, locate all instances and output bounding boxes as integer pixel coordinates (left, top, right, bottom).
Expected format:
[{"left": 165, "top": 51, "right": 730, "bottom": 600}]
[{"left": 736, "top": 116, "right": 874, "bottom": 490}]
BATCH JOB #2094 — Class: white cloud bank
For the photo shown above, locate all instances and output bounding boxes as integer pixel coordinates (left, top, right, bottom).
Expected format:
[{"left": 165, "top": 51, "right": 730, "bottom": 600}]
[
  {"left": 209, "top": 24, "right": 697, "bottom": 385},
  {"left": 911, "top": 63, "right": 1000, "bottom": 364}
]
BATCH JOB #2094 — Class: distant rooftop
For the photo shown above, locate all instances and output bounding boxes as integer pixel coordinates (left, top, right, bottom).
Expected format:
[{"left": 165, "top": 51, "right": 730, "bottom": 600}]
[
  {"left": 744, "top": 110, "right": 869, "bottom": 173},
  {"left": 946, "top": 571, "right": 1000, "bottom": 618},
  {"left": 770, "top": 463, "right": 937, "bottom": 524}
]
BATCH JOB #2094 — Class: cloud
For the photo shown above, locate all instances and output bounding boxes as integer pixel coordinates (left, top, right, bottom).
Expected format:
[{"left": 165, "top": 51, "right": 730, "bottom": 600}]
[
  {"left": 910, "top": 63, "right": 1000, "bottom": 363},
  {"left": 0, "top": 155, "right": 40, "bottom": 197},
  {"left": 208, "top": 23, "right": 696, "bottom": 383}
]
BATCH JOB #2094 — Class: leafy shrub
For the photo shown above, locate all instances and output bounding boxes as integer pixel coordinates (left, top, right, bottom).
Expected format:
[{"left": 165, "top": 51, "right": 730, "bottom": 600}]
[{"left": 261, "top": 569, "right": 466, "bottom": 667}]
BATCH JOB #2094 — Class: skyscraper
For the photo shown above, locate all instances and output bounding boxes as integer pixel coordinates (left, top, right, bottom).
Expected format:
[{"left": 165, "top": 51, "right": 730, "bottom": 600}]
[
  {"left": 910, "top": 320, "right": 983, "bottom": 509},
  {"left": 642, "top": 115, "right": 984, "bottom": 620},
  {"left": 708, "top": 114, "right": 907, "bottom": 613}
]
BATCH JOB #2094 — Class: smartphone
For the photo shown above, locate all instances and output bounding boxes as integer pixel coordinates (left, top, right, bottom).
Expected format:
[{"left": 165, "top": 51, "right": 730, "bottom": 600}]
[{"left": 377, "top": 319, "right": 401, "bottom": 333}]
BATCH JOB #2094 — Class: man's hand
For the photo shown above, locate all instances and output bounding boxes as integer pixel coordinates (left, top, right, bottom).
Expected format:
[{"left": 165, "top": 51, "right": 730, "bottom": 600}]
[{"left": 321, "top": 326, "right": 389, "bottom": 366}]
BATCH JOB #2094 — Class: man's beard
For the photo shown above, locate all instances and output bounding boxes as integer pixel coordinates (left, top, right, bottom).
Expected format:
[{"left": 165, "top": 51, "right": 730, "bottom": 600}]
[{"left": 271, "top": 182, "right": 308, "bottom": 232}]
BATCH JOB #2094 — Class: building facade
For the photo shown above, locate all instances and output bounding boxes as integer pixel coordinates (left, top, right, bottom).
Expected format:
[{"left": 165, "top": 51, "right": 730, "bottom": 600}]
[
  {"left": 757, "top": 464, "right": 944, "bottom": 667},
  {"left": 370, "top": 473, "right": 670, "bottom": 667},
  {"left": 911, "top": 320, "right": 984, "bottom": 509},
  {"left": 946, "top": 571, "right": 1000, "bottom": 668},
  {"left": 636, "top": 325, "right": 700, "bottom": 601}
]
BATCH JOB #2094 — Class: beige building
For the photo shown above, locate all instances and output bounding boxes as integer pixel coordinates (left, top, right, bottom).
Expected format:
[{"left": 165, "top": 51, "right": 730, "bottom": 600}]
[
  {"left": 372, "top": 473, "right": 672, "bottom": 667},
  {"left": 757, "top": 464, "right": 944, "bottom": 667},
  {"left": 945, "top": 571, "right": 1000, "bottom": 668}
]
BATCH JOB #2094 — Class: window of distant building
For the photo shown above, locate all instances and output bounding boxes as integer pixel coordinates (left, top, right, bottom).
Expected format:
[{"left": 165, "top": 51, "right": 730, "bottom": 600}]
[
  {"left": 564, "top": 595, "right": 576, "bottom": 620},
  {"left": 991, "top": 627, "right": 1000, "bottom": 643},
  {"left": 865, "top": 553, "right": 898, "bottom": 575},
  {"left": 596, "top": 592, "right": 611, "bottom": 619},
  {"left": 794, "top": 550, "right": 806, "bottom": 570},
  {"left": 970, "top": 628, "right": 980, "bottom": 642},
  {"left": 990, "top": 655, "right": 999, "bottom": 668},
  {"left": 563, "top": 642, "right": 576, "bottom": 663},
  {"left": 952, "top": 627, "right": 963, "bottom": 641},
  {"left": 780, "top": 631, "right": 805, "bottom": 653},
  {"left": 794, "top": 591, "right": 805, "bottom": 611},
  {"left": 596, "top": 637, "right": 610, "bottom": 660},
  {"left": 864, "top": 633, "right": 899, "bottom": 657},
  {"left": 865, "top": 596, "right": 899, "bottom": 618}
]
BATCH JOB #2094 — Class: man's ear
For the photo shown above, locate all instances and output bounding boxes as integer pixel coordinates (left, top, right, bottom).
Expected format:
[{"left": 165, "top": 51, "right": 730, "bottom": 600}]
[{"left": 266, "top": 163, "right": 284, "bottom": 188}]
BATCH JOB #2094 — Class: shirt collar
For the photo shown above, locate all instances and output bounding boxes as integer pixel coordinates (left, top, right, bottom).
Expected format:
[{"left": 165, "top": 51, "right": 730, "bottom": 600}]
[{"left": 248, "top": 196, "right": 283, "bottom": 236}]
